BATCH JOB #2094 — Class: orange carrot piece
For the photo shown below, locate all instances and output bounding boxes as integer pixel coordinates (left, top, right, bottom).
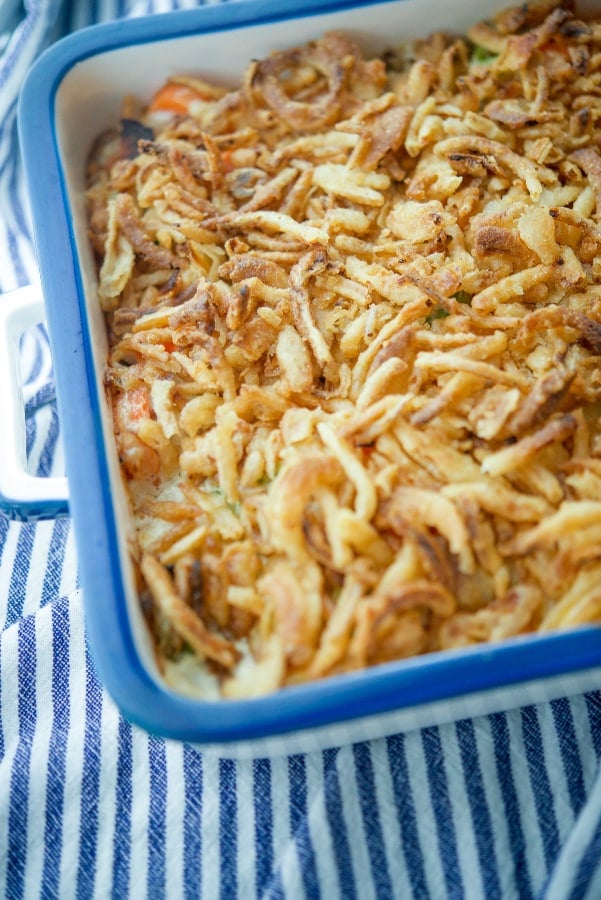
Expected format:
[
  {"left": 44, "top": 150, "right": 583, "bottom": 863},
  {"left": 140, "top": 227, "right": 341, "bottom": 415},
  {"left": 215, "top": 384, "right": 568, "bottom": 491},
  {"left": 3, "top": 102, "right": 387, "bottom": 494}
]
[
  {"left": 148, "top": 82, "right": 205, "bottom": 114},
  {"left": 125, "top": 386, "right": 153, "bottom": 422}
]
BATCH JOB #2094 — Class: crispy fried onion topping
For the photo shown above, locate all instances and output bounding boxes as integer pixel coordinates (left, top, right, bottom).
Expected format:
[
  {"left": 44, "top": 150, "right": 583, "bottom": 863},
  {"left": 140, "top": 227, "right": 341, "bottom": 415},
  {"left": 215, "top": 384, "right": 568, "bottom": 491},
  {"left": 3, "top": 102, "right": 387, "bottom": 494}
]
[{"left": 88, "top": 0, "right": 601, "bottom": 698}]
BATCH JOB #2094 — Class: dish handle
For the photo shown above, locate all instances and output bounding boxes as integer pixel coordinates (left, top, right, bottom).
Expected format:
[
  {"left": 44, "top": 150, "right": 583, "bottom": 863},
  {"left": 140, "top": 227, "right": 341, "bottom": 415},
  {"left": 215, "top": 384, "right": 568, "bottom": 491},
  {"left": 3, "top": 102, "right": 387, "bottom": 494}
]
[{"left": 0, "top": 285, "right": 69, "bottom": 520}]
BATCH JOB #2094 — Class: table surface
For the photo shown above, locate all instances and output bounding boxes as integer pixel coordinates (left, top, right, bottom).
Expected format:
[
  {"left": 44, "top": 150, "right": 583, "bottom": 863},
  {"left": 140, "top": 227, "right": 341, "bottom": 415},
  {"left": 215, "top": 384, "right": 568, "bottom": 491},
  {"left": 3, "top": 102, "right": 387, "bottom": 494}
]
[{"left": 2, "top": 2, "right": 601, "bottom": 897}]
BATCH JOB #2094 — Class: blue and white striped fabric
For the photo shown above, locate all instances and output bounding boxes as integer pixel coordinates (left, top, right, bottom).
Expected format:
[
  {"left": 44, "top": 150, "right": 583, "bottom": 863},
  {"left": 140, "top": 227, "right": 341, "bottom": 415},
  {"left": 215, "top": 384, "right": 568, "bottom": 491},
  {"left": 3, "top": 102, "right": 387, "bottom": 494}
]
[{"left": 3, "top": 2, "right": 601, "bottom": 897}]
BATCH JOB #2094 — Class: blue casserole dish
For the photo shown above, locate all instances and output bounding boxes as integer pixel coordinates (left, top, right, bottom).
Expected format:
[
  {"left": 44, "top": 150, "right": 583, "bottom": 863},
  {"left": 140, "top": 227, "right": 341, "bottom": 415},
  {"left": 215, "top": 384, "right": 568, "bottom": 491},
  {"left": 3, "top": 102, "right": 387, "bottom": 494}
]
[{"left": 9, "top": 0, "right": 601, "bottom": 754}]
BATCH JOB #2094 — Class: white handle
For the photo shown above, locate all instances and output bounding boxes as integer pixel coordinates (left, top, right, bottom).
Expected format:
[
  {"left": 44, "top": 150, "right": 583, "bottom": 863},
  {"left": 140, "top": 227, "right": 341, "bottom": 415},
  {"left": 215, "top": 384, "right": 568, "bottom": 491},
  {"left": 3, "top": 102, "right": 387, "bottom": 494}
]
[{"left": 0, "top": 285, "right": 69, "bottom": 520}]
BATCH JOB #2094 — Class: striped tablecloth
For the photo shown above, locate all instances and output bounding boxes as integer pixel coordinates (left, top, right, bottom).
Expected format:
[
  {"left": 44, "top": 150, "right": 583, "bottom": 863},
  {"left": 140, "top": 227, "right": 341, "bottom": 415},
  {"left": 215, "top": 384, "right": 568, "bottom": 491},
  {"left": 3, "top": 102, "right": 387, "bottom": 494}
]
[{"left": 2, "top": 2, "right": 601, "bottom": 897}]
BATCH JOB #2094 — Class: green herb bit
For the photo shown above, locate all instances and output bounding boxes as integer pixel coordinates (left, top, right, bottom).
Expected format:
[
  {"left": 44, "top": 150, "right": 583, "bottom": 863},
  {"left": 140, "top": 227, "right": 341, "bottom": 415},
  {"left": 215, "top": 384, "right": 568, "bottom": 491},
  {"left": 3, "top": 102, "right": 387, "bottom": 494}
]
[
  {"left": 206, "top": 483, "right": 241, "bottom": 516},
  {"left": 470, "top": 45, "right": 498, "bottom": 65},
  {"left": 453, "top": 290, "right": 473, "bottom": 305},
  {"left": 425, "top": 307, "right": 450, "bottom": 324}
]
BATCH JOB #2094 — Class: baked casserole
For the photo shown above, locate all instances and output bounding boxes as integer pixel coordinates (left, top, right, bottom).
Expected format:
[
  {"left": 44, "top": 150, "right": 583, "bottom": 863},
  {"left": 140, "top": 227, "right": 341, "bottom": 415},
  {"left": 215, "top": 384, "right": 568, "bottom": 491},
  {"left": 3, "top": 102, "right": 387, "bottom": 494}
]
[{"left": 86, "top": 0, "right": 601, "bottom": 698}]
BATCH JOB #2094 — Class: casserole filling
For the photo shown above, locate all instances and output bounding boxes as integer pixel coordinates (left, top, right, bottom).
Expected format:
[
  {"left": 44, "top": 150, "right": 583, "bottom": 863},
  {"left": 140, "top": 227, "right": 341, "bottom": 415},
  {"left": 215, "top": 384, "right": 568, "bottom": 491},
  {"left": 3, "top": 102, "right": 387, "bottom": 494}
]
[{"left": 87, "top": 0, "right": 601, "bottom": 698}]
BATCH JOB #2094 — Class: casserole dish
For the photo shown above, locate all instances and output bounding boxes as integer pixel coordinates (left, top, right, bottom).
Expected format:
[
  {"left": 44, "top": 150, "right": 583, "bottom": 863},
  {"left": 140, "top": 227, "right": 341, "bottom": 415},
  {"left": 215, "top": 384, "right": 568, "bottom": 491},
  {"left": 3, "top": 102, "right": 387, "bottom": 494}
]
[{"left": 7, "top": 0, "right": 601, "bottom": 755}]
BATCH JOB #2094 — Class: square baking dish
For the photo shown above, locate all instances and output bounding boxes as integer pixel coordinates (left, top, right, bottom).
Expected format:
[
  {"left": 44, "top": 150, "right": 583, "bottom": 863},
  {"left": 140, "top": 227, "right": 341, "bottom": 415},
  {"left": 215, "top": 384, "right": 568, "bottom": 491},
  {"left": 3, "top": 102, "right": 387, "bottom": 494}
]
[{"left": 13, "top": 0, "right": 601, "bottom": 754}]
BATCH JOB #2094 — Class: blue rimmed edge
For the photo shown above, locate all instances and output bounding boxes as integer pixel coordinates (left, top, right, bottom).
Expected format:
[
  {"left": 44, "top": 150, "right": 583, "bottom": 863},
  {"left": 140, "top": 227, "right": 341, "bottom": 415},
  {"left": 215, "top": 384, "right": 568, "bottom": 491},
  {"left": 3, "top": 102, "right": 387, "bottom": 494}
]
[
  {"left": 0, "top": 494, "right": 69, "bottom": 522},
  {"left": 0, "top": 284, "right": 70, "bottom": 522},
  {"left": 17, "top": 0, "right": 601, "bottom": 744}
]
